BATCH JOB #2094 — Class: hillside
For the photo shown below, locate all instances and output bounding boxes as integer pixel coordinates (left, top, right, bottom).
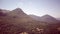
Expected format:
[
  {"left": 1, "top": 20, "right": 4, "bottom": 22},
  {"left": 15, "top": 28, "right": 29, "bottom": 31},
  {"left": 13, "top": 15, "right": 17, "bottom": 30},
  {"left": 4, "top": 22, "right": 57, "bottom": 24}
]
[
  {"left": 29, "top": 14, "right": 60, "bottom": 34},
  {"left": 29, "top": 14, "right": 60, "bottom": 24},
  {"left": 0, "top": 8, "right": 48, "bottom": 34},
  {"left": 0, "top": 8, "right": 60, "bottom": 34}
]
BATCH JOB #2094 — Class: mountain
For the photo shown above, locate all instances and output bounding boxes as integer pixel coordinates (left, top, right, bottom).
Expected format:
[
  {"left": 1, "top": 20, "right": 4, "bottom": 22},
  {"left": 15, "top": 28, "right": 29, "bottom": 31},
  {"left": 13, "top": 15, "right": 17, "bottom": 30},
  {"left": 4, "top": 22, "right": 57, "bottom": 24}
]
[
  {"left": 6, "top": 8, "right": 37, "bottom": 23},
  {"left": 41, "top": 14, "right": 60, "bottom": 23},
  {"left": 0, "top": 8, "right": 48, "bottom": 34},
  {"left": 7, "top": 8, "right": 27, "bottom": 17},
  {"left": 29, "top": 14, "right": 60, "bottom": 24},
  {"left": 0, "top": 8, "right": 60, "bottom": 34},
  {"left": 29, "top": 14, "right": 60, "bottom": 34}
]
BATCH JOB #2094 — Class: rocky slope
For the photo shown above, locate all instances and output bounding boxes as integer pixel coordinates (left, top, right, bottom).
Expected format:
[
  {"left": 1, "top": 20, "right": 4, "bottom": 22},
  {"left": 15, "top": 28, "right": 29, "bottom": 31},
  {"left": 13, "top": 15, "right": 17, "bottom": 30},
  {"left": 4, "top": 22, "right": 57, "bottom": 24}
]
[{"left": 0, "top": 8, "right": 48, "bottom": 34}]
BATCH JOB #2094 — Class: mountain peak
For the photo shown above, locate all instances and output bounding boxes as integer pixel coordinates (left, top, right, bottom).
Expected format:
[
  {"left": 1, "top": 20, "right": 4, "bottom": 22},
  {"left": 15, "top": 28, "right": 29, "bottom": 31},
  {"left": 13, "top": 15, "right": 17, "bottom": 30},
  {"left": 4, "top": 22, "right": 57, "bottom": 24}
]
[
  {"left": 12, "top": 8, "right": 26, "bottom": 14},
  {"left": 8, "top": 8, "right": 27, "bottom": 17},
  {"left": 41, "top": 14, "right": 53, "bottom": 18},
  {"left": 13, "top": 8, "right": 23, "bottom": 12},
  {"left": 14, "top": 8, "right": 21, "bottom": 10},
  {"left": 41, "top": 14, "right": 58, "bottom": 23}
]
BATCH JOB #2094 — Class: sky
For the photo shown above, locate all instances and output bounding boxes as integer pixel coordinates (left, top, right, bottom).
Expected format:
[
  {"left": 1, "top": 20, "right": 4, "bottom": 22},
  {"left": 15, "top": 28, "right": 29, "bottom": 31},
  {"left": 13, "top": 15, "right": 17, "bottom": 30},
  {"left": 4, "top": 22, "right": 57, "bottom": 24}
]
[{"left": 0, "top": 0, "right": 60, "bottom": 18}]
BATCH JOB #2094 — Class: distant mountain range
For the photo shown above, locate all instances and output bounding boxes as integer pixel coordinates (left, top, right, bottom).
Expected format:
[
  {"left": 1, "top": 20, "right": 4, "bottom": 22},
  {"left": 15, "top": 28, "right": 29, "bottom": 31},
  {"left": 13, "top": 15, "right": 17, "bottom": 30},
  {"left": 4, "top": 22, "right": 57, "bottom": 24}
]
[
  {"left": 29, "top": 14, "right": 60, "bottom": 24},
  {"left": 0, "top": 8, "right": 60, "bottom": 34}
]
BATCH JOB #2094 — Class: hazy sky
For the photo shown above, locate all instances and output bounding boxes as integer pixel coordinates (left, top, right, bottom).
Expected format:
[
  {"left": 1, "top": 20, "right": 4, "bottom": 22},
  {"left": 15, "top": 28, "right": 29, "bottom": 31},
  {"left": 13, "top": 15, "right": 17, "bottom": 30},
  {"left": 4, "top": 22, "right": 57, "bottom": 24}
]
[{"left": 0, "top": 0, "right": 60, "bottom": 18}]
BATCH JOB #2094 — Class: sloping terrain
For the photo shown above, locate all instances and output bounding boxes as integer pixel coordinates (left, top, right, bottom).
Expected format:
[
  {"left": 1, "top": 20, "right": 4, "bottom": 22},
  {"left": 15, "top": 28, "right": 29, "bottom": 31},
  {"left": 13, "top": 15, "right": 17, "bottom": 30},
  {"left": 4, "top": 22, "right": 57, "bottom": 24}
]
[
  {"left": 29, "top": 14, "right": 60, "bottom": 24},
  {"left": 29, "top": 14, "right": 60, "bottom": 34},
  {"left": 0, "top": 8, "right": 48, "bottom": 34}
]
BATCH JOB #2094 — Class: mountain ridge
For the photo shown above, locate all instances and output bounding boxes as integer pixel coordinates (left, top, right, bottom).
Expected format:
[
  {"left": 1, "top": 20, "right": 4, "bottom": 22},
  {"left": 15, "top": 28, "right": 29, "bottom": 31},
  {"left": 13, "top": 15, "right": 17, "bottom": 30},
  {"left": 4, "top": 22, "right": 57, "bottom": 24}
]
[
  {"left": 29, "top": 14, "right": 60, "bottom": 24},
  {"left": 0, "top": 8, "right": 60, "bottom": 34}
]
